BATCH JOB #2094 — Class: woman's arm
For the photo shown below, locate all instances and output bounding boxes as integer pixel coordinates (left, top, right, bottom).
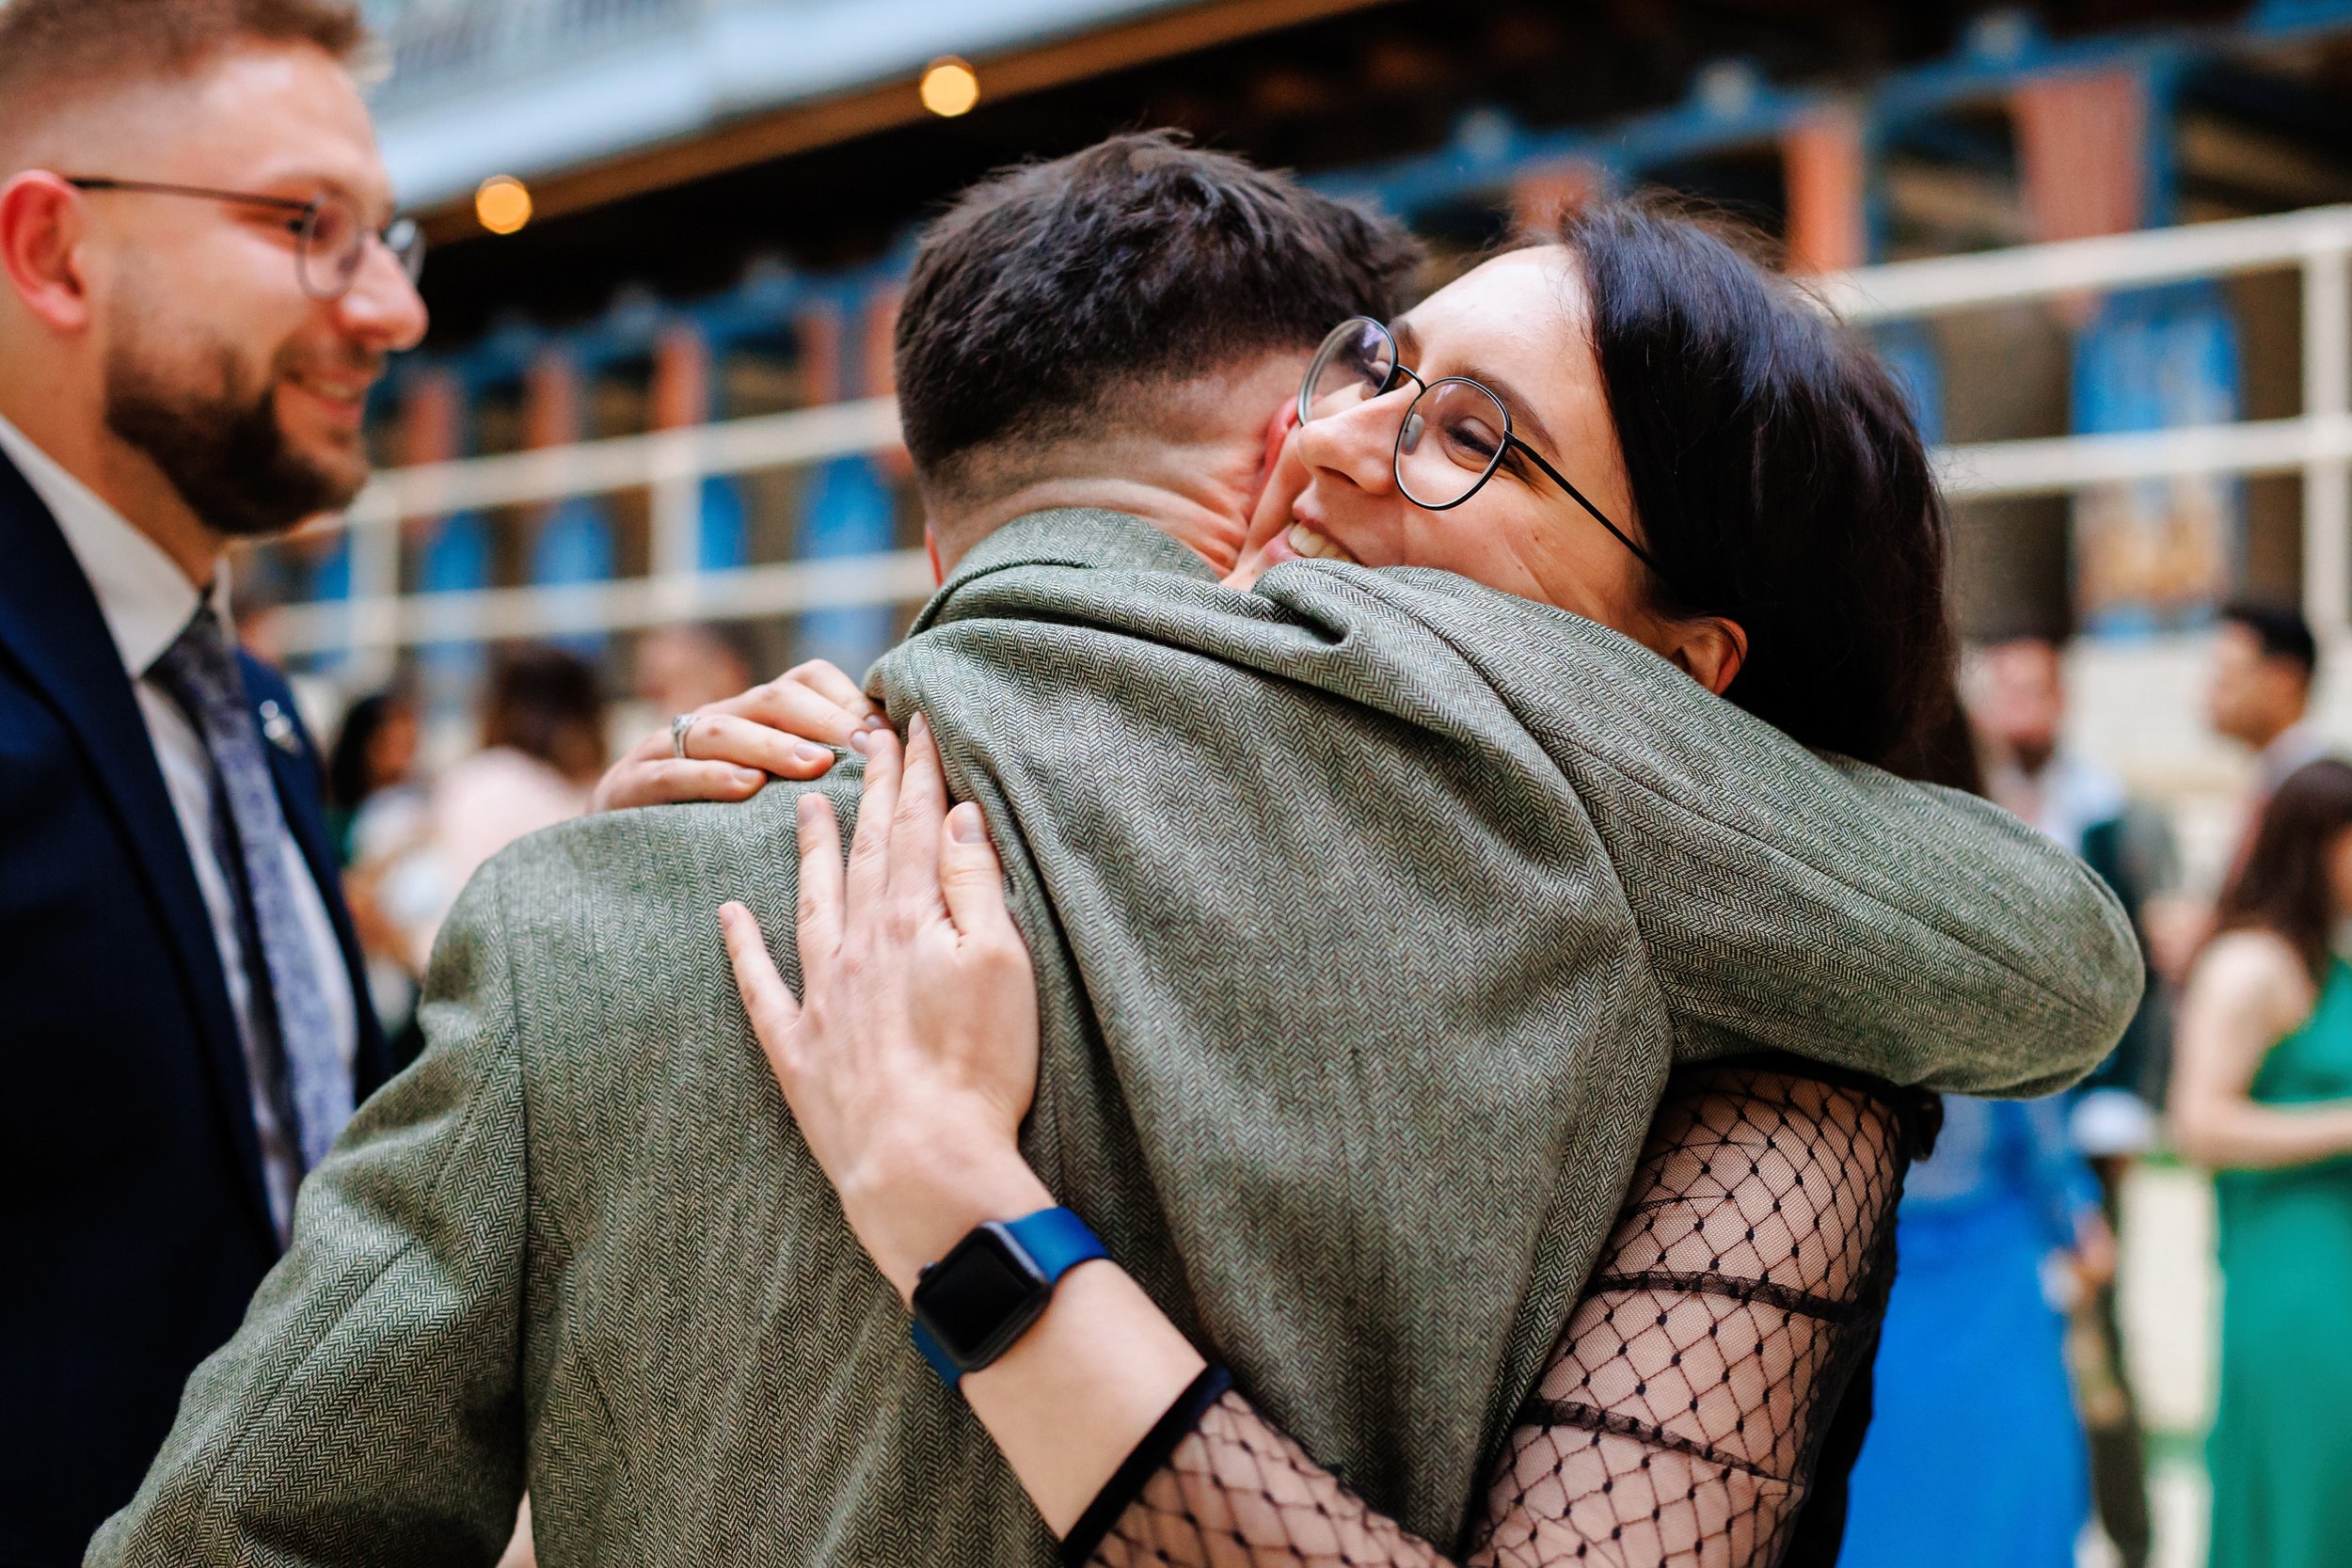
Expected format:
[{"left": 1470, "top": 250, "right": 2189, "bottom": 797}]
[
  {"left": 2169, "top": 930, "right": 2352, "bottom": 1170},
  {"left": 721, "top": 727, "right": 1914, "bottom": 1563},
  {"left": 1075, "top": 1065, "right": 1911, "bottom": 1568}
]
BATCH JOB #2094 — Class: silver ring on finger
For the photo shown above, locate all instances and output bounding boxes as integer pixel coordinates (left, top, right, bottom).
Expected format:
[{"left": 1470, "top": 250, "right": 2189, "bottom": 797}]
[{"left": 671, "top": 712, "right": 696, "bottom": 760}]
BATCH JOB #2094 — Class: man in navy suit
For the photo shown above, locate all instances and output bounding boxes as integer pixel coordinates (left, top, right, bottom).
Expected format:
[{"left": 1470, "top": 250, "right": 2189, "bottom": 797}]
[{"left": 0, "top": 1, "right": 428, "bottom": 1559}]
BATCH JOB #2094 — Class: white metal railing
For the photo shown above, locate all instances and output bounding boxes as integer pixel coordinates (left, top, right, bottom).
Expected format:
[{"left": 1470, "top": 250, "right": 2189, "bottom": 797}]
[
  {"left": 1821, "top": 203, "right": 2352, "bottom": 639},
  {"left": 277, "top": 203, "right": 2352, "bottom": 677}
]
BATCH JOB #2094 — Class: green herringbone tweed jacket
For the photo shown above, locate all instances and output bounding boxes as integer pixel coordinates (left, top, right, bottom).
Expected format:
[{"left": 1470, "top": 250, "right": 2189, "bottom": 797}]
[{"left": 93, "top": 511, "right": 2140, "bottom": 1567}]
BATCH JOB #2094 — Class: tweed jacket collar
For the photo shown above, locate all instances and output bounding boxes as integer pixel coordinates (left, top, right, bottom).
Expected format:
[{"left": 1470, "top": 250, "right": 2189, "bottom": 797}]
[{"left": 913, "top": 508, "right": 1215, "bottom": 638}]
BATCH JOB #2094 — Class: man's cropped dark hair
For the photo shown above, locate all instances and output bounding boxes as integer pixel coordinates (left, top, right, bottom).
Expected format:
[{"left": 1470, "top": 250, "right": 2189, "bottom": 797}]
[
  {"left": 894, "top": 131, "right": 1423, "bottom": 512},
  {"left": 0, "top": 0, "right": 365, "bottom": 152},
  {"left": 2221, "top": 599, "right": 2319, "bottom": 681}
]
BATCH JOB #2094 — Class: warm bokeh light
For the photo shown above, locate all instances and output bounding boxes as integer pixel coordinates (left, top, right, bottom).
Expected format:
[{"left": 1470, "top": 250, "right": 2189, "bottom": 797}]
[
  {"left": 918, "top": 57, "right": 979, "bottom": 118},
  {"left": 475, "top": 175, "right": 533, "bottom": 235}
]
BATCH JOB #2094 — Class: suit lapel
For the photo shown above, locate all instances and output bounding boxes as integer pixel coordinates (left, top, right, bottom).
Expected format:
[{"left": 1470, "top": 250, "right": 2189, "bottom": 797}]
[{"left": 0, "top": 451, "right": 278, "bottom": 1247}]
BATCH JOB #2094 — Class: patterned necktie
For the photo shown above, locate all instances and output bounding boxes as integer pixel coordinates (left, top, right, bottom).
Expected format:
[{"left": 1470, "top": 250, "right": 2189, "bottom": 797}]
[{"left": 151, "top": 607, "right": 352, "bottom": 1173}]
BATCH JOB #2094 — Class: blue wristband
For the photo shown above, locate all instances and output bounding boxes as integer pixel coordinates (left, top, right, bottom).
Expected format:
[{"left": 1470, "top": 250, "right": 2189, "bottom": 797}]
[{"left": 910, "top": 1207, "right": 1107, "bottom": 1388}]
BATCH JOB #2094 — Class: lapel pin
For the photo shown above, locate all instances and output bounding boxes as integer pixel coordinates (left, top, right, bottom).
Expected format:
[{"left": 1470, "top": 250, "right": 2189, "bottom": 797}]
[{"left": 257, "top": 699, "right": 303, "bottom": 756}]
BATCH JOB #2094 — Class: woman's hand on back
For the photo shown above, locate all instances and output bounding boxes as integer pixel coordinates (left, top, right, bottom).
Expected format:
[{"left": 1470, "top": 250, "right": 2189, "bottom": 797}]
[
  {"left": 591, "top": 659, "right": 887, "bottom": 812},
  {"left": 720, "top": 717, "right": 1050, "bottom": 1299}
]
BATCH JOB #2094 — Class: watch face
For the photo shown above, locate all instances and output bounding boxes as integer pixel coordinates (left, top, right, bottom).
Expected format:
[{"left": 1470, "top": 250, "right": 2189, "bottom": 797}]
[{"left": 914, "top": 1225, "right": 1051, "bottom": 1367}]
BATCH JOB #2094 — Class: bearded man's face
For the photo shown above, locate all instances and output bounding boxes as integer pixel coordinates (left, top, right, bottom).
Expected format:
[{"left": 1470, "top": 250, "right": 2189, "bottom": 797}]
[
  {"left": 69, "top": 40, "right": 426, "bottom": 540},
  {"left": 103, "top": 269, "right": 381, "bottom": 538}
]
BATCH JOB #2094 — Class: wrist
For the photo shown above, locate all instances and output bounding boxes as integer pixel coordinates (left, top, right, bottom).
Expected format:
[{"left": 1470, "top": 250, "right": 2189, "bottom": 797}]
[{"left": 841, "top": 1132, "right": 1054, "bottom": 1303}]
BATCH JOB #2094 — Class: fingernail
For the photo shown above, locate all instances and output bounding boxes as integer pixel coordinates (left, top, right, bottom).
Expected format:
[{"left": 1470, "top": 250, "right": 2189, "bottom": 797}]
[
  {"left": 849, "top": 731, "right": 871, "bottom": 755},
  {"left": 910, "top": 712, "right": 930, "bottom": 745},
  {"left": 948, "top": 802, "right": 985, "bottom": 844},
  {"left": 796, "top": 793, "right": 822, "bottom": 822},
  {"left": 735, "top": 767, "right": 765, "bottom": 786},
  {"left": 793, "top": 742, "right": 834, "bottom": 768},
  {"left": 859, "top": 710, "right": 889, "bottom": 732}
]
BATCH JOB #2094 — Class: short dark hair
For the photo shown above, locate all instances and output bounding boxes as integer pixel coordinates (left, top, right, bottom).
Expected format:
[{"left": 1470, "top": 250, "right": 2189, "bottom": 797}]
[
  {"left": 2217, "top": 757, "right": 2352, "bottom": 978},
  {"left": 2221, "top": 599, "right": 2318, "bottom": 682},
  {"left": 894, "top": 131, "right": 1423, "bottom": 509},
  {"left": 0, "top": 0, "right": 365, "bottom": 150},
  {"left": 1555, "top": 198, "right": 1957, "bottom": 770}
]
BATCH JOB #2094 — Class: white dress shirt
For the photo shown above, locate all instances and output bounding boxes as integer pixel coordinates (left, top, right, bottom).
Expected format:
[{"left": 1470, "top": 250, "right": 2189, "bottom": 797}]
[
  {"left": 0, "top": 413, "right": 358, "bottom": 1242},
  {"left": 2259, "top": 718, "right": 2330, "bottom": 793}
]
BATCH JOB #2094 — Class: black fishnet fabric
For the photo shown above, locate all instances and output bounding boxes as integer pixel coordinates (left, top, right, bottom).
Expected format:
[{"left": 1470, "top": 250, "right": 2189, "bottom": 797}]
[{"left": 1081, "top": 1064, "right": 1919, "bottom": 1568}]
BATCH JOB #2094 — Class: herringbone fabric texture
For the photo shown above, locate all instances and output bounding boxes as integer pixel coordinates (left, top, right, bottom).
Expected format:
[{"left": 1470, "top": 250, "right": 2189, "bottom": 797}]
[{"left": 93, "top": 511, "right": 2139, "bottom": 1568}]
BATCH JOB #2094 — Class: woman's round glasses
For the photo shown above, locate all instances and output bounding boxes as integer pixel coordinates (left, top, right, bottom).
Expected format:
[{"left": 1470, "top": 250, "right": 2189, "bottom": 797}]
[
  {"left": 1298, "top": 316, "right": 1667, "bottom": 578},
  {"left": 64, "top": 177, "right": 425, "bottom": 302}
]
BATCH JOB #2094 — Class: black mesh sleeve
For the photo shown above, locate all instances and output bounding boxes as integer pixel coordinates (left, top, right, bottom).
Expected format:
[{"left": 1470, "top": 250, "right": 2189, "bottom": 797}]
[{"left": 1080, "top": 1062, "right": 1922, "bottom": 1568}]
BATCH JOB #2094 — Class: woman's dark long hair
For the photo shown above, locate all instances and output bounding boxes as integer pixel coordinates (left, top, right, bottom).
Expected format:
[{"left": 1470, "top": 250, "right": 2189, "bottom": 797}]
[
  {"left": 2215, "top": 757, "right": 2352, "bottom": 979},
  {"left": 326, "top": 690, "right": 409, "bottom": 815},
  {"left": 1551, "top": 199, "right": 1957, "bottom": 772}
]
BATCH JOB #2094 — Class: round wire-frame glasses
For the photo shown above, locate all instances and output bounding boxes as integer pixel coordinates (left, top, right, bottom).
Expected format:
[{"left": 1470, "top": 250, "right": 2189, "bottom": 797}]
[
  {"left": 64, "top": 177, "right": 424, "bottom": 301},
  {"left": 1297, "top": 316, "right": 1667, "bottom": 579}
]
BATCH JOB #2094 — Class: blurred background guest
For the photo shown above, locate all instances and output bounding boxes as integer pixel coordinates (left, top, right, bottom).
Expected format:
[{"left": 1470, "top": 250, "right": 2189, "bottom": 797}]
[
  {"left": 2141, "top": 604, "right": 2324, "bottom": 1003},
  {"left": 1975, "top": 632, "right": 2173, "bottom": 1568},
  {"left": 326, "top": 688, "right": 429, "bottom": 1055},
  {"left": 1841, "top": 1093, "right": 2110, "bottom": 1568},
  {"left": 326, "top": 687, "right": 422, "bottom": 866},
  {"left": 1844, "top": 705, "right": 2112, "bottom": 1568},
  {"left": 2171, "top": 758, "right": 2352, "bottom": 1568},
  {"left": 379, "top": 645, "right": 605, "bottom": 972},
  {"left": 2206, "top": 602, "right": 2323, "bottom": 833},
  {"left": 633, "top": 621, "right": 758, "bottom": 720}
]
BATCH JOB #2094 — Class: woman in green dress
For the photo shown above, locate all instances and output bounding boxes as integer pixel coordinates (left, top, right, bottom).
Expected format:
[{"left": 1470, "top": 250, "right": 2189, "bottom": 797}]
[{"left": 2172, "top": 757, "right": 2352, "bottom": 1568}]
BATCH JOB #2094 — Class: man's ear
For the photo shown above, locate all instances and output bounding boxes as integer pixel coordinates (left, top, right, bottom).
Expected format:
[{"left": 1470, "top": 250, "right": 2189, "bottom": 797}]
[
  {"left": 1669, "top": 616, "right": 1749, "bottom": 696},
  {"left": 0, "top": 173, "right": 93, "bottom": 333},
  {"left": 1245, "top": 399, "right": 1301, "bottom": 519}
]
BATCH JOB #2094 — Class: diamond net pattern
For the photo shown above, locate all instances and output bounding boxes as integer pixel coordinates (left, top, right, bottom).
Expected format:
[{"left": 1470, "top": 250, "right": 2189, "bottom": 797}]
[{"left": 1084, "top": 1063, "right": 1915, "bottom": 1568}]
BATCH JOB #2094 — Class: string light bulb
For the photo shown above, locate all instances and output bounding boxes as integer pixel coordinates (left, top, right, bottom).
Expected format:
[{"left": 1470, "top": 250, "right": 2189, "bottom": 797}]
[
  {"left": 919, "top": 56, "right": 979, "bottom": 118},
  {"left": 475, "top": 175, "right": 532, "bottom": 235}
]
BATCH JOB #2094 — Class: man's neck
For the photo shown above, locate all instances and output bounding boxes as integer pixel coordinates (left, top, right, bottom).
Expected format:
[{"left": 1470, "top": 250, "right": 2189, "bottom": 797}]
[
  {"left": 930, "top": 356, "right": 1303, "bottom": 576},
  {"left": 0, "top": 383, "right": 221, "bottom": 588},
  {"left": 936, "top": 475, "right": 1249, "bottom": 575}
]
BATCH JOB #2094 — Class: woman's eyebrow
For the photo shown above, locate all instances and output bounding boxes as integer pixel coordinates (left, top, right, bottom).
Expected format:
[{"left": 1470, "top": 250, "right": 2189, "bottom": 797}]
[{"left": 1469, "top": 367, "right": 1561, "bottom": 454}]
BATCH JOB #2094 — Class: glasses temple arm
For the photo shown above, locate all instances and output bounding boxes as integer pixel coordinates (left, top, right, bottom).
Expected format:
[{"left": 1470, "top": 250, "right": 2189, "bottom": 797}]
[
  {"left": 64, "top": 177, "right": 316, "bottom": 216},
  {"left": 1514, "top": 437, "right": 1670, "bottom": 578}
]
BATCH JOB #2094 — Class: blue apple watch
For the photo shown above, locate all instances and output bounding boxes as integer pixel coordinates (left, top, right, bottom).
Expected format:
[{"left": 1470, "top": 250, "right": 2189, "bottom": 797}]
[{"left": 908, "top": 1207, "right": 1108, "bottom": 1388}]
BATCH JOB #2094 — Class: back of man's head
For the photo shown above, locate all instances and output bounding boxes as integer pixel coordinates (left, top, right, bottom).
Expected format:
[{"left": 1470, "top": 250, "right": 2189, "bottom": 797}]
[
  {"left": 895, "top": 132, "right": 1422, "bottom": 543},
  {"left": 0, "top": 0, "right": 364, "bottom": 167}
]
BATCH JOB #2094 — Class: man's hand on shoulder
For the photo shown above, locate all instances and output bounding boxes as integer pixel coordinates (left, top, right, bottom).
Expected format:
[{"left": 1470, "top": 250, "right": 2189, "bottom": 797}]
[{"left": 592, "top": 659, "right": 890, "bottom": 812}]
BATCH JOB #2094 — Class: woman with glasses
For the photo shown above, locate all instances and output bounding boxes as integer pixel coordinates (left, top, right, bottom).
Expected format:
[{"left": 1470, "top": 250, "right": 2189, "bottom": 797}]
[{"left": 715, "top": 200, "right": 2044, "bottom": 1567}]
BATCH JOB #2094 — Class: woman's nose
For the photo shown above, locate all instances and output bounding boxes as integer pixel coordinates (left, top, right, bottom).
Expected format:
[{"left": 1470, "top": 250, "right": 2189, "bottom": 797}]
[{"left": 1295, "top": 391, "right": 1407, "bottom": 495}]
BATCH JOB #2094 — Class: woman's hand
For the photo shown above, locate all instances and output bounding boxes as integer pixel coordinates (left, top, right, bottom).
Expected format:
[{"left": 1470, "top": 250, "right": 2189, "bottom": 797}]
[
  {"left": 720, "top": 716, "right": 1050, "bottom": 1299},
  {"left": 592, "top": 659, "right": 889, "bottom": 813}
]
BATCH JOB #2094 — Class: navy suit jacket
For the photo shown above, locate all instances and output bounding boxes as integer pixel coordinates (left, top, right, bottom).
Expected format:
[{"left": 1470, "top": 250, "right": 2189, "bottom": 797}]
[{"left": 0, "top": 451, "right": 390, "bottom": 1566}]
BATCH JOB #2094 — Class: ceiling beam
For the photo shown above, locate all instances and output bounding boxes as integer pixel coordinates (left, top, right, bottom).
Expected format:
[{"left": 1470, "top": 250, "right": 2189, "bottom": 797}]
[{"left": 420, "top": 0, "right": 1406, "bottom": 245}]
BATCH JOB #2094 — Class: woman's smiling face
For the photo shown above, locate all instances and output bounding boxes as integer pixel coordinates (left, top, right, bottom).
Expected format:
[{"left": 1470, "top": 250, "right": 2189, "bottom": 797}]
[{"left": 1232, "top": 245, "right": 1658, "bottom": 639}]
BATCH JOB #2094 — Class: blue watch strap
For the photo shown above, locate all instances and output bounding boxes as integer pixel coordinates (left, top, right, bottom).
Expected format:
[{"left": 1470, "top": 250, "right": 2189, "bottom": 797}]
[
  {"left": 910, "top": 1316, "right": 961, "bottom": 1386},
  {"left": 1005, "top": 1205, "right": 1110, "bottom": 1283},
  {"left": 910, "top": 1207, "right": 1107, "bottom": 1387}
]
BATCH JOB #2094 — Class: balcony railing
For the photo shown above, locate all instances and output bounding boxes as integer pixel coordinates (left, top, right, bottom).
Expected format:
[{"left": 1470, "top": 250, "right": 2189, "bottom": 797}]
[{"left": 273, "top": 204, "right": 2352, "bottom": 685}]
